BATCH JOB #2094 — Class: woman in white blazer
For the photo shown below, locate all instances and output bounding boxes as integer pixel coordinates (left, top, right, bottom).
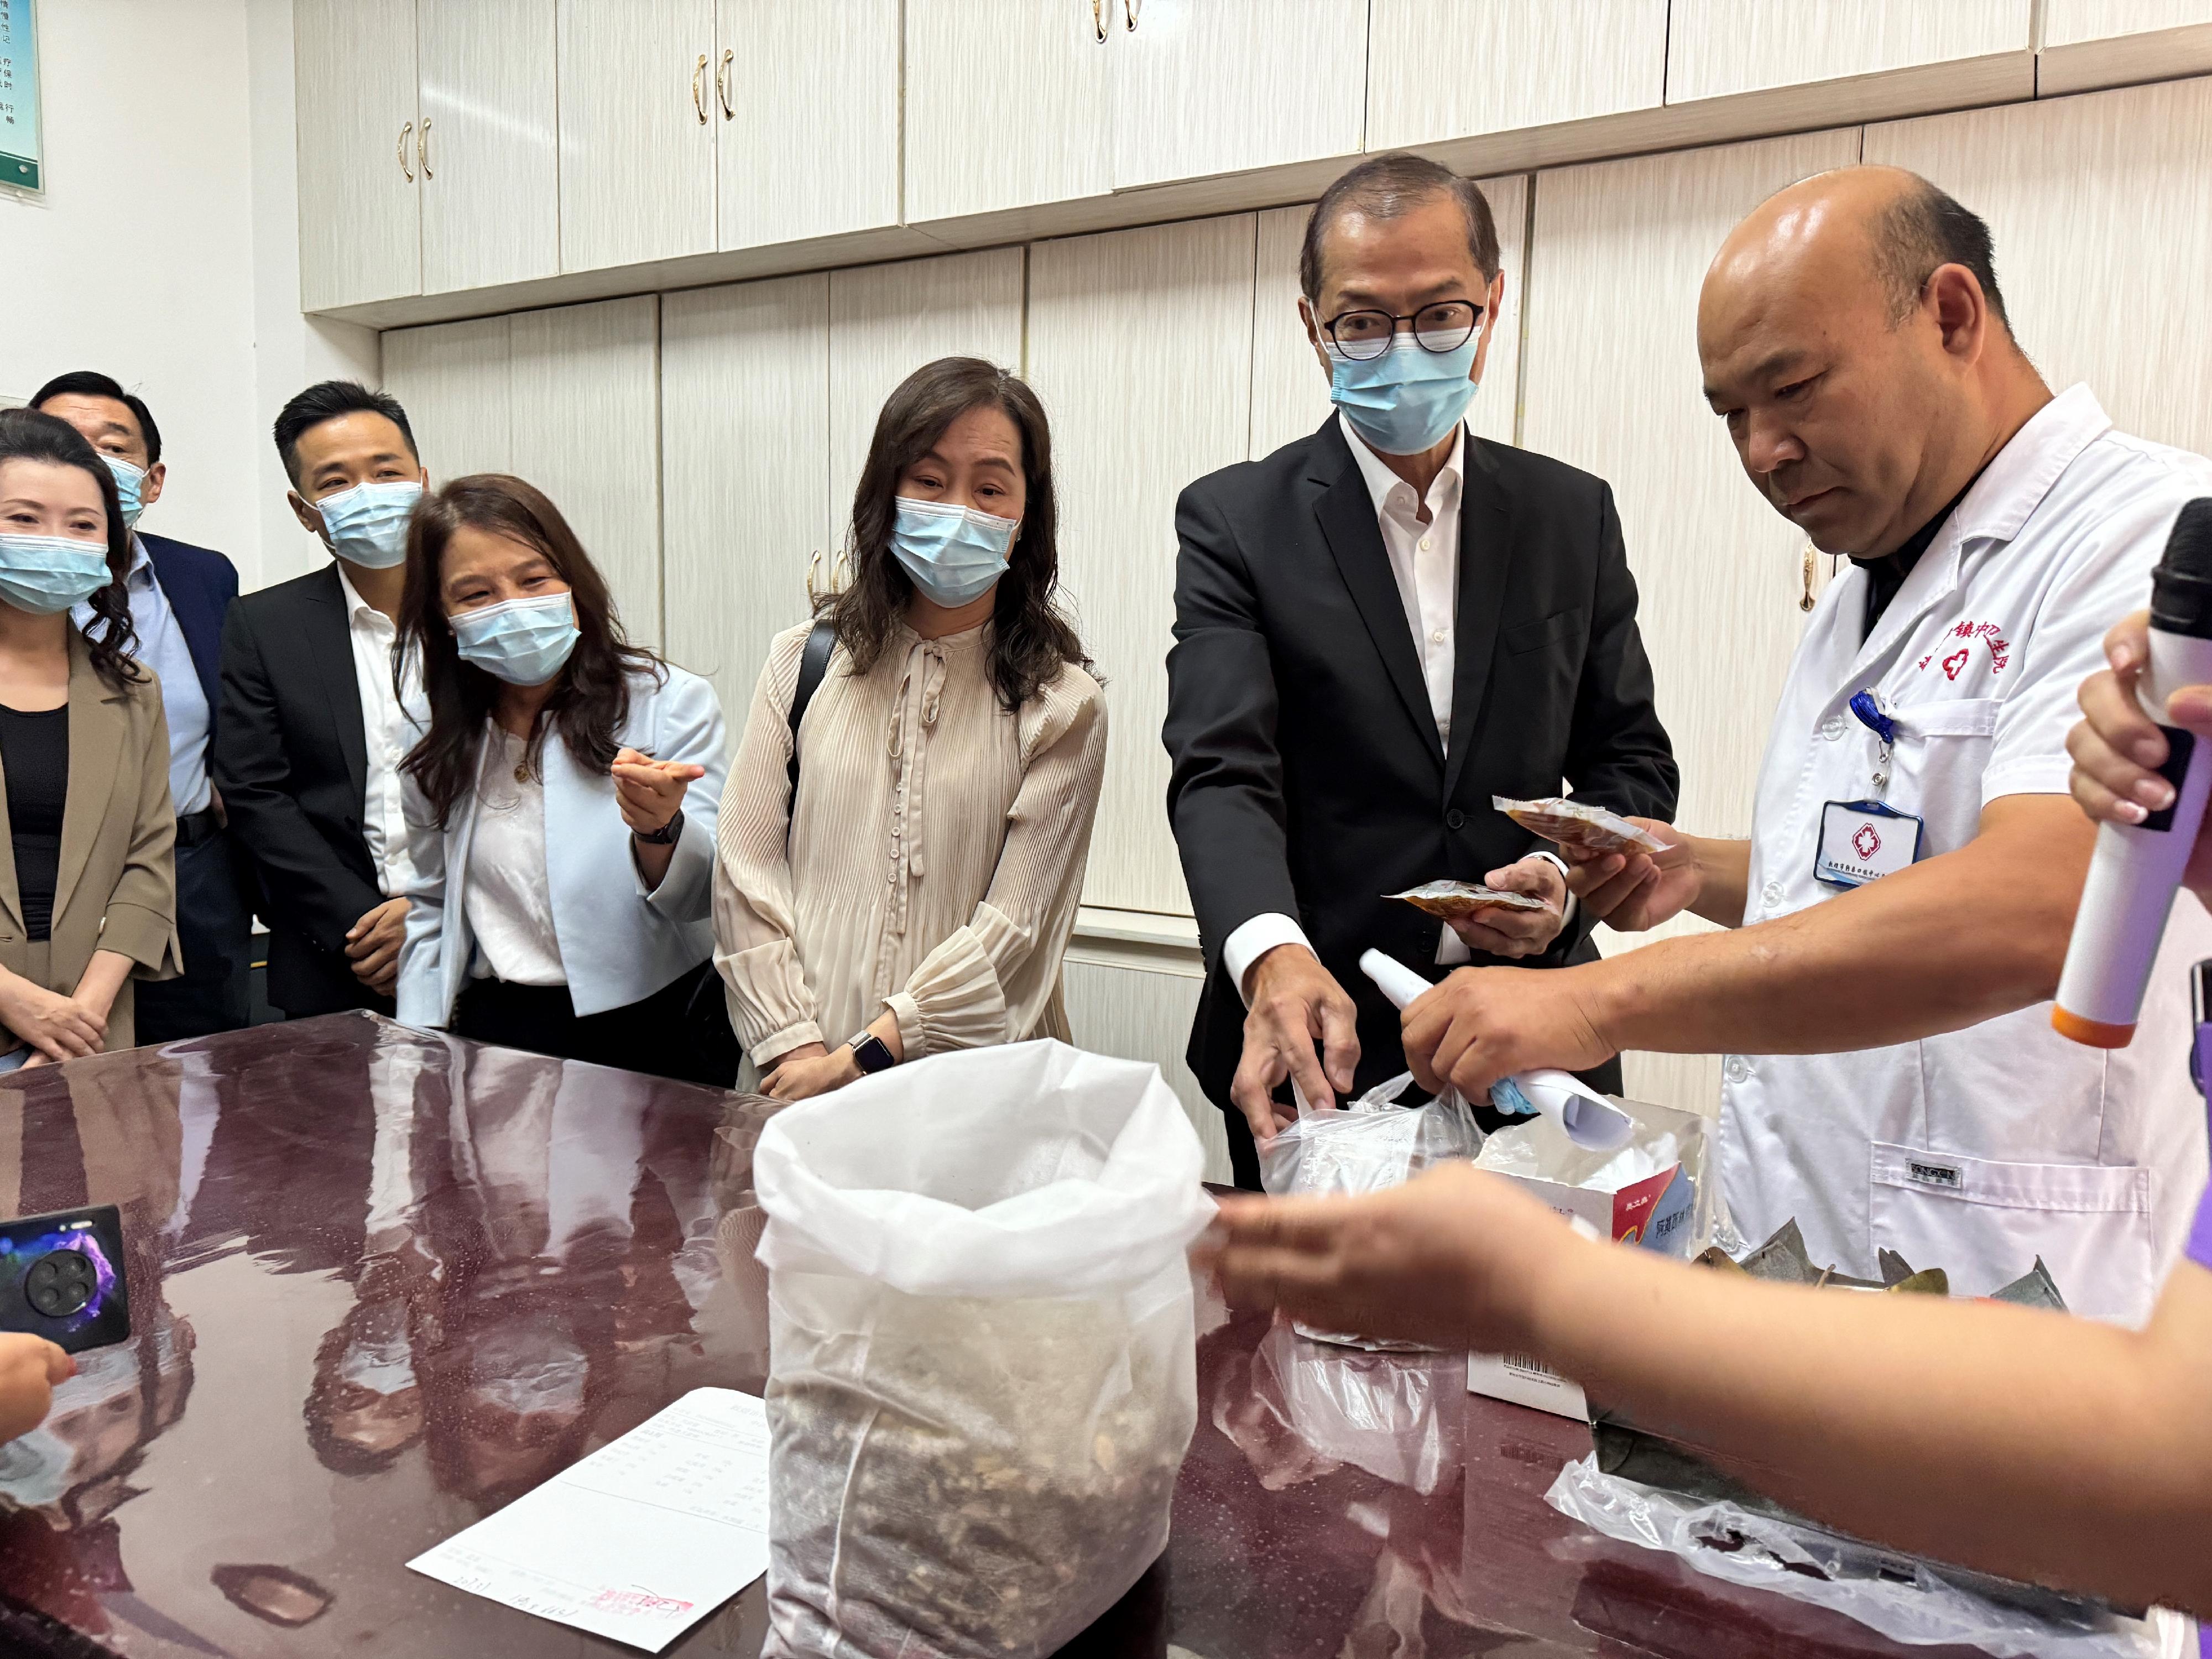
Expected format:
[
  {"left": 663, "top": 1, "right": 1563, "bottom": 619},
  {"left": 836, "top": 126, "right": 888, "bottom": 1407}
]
[{"left": 391, "top": 474, "right": 737, "bottom": 1086}]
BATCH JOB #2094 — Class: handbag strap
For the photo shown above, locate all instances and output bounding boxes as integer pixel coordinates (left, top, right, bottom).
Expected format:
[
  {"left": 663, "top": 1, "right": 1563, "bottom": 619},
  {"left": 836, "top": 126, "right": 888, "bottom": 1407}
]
[{"left": 785, "top": 617, "right": 839, "bottom": 830}]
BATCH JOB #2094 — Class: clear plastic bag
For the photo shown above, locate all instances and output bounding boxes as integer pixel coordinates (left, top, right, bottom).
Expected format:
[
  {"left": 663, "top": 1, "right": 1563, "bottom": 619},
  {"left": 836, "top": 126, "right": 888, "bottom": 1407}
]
[
  {"left": 1259, "top": 1074, "right": 1484, "bottom": 1350},
  {"left": 751, "top": 1040, "right": 1215, "bottom": 1659},
  {"left": 1545, "top": 1454, "right": 2184, "bottom": 1658},
  {"left": 1258, "top": 1072, "right": 1484, "bottom": 1202}
]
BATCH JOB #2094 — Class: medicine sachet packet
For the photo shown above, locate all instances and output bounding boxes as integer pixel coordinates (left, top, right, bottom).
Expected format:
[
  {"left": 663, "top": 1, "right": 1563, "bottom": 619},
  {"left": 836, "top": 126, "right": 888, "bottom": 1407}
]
[
  {"left": 1386, "top": 879, "right": 1552, "bottom": 920},
  {"left": 1492, "top": 794, "right": 1667, "bottom": 855}
]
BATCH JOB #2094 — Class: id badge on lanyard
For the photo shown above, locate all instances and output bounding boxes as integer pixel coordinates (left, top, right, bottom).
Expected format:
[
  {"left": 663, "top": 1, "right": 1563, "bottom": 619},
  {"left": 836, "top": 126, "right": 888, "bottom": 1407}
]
[{"left": 1814, "top": 690, "right": 1926, "bottom": 889}]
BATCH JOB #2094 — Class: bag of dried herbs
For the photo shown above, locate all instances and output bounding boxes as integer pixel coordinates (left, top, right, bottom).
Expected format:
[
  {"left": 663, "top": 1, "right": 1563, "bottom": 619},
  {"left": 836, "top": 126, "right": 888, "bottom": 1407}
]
[{"left": 751, "top": 1040, "right": 1214, "bottom": 1657}]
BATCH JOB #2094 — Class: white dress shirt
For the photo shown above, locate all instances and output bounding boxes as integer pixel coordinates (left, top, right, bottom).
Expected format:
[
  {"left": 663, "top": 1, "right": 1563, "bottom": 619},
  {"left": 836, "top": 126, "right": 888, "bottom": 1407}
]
[
  {"left": 462, "top": 724, "right": 567, "bottom": 987},
  {"left": 74, "top": 538, "right": 212, "bottom": 817},
  {"left": 1222, "top": 416, "right": 1571, "bottom": 998},
  {"left": 336, "top": 565, "right": 426, "bottom": 899}
]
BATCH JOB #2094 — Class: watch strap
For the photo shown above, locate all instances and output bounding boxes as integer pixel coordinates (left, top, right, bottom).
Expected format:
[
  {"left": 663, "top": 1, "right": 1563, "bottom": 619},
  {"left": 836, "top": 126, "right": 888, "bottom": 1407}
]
[{"left": 634, "top": 809, "right": 685, "bottom": 847}]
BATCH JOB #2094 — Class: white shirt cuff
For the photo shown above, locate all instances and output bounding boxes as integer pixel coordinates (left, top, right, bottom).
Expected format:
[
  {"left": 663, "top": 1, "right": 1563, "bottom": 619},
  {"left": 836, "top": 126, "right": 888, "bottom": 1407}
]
[
  {"left": 1528, "top": 849, "right": 1579, "bottom": 930},
  {"left": 1222, "top": 912, "right": 1313, "bottom": 1006}
]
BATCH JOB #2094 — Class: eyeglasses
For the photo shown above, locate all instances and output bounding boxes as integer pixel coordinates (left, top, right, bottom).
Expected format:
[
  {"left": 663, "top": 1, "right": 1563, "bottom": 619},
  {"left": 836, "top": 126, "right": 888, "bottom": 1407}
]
[{"left": 1324, "top": 301, "right": 1483, "bottom": 361}]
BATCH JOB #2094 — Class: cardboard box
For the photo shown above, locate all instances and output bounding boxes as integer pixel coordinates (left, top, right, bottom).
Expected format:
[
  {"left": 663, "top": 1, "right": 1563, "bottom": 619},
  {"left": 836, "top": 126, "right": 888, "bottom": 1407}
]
[{"left": 1465, "top": 1348, "right": 1588, "bottom": 1420}]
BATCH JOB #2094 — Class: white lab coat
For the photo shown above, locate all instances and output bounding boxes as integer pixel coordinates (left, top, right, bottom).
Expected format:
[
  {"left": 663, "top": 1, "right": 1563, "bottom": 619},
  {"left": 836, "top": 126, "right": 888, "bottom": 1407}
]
[{"left": 1725, "top": 385, "right": 2212, "bottom": 1324}]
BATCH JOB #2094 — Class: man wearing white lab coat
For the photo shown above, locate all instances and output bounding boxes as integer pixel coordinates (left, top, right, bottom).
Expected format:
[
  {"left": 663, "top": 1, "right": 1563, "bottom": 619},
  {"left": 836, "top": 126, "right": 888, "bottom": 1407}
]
[{"left": 1394, "top": 166, "right": 2212, "bottom": 1324}]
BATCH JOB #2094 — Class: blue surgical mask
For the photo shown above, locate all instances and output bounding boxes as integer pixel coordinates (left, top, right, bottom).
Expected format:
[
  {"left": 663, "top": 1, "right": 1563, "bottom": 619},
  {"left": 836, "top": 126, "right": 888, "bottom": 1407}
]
[
  {"left": 451, "top": 592, "right": 580, "bottom": 686},
  {"left": 315, "top": 479, "right": 422, "bottom": 568},
  {"left": 102, "top": 455, "right": 147, "bottom": 531},
  {"left": 0, "top": 534, "right": 114, "bottom": 615},
  {"left": 1326, "top": 332, "right": 1480, "bottom": 456},
  {"left": 889, "top": 498, "right": 1016, "bottom": 608}
]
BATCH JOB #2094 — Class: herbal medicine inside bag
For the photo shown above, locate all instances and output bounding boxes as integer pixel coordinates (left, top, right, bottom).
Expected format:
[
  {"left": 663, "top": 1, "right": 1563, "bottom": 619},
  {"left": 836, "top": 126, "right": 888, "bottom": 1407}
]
[{"left": 750, "top": 1041, "right": 1214, "bottom": 1659}]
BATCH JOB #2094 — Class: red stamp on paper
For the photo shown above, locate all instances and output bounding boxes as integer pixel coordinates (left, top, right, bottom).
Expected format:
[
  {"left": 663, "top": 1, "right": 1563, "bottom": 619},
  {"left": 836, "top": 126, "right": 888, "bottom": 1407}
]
[
  {"left": 589, "top": 1588, "right": 695, "bottom": 1618},
  {"left": 1853, "top": 823, "right": 1882, "bottom": 859}
]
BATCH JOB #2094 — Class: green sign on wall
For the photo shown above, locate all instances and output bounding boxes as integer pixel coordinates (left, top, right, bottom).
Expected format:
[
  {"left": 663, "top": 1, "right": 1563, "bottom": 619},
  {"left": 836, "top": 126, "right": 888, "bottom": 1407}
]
[{"left": 0, "top": 0, "right": 40, "bottom": 194}]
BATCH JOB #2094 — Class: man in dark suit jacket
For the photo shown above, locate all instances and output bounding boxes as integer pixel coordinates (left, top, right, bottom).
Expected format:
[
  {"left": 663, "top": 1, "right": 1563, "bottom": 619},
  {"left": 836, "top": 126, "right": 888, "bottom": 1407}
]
[
  {"left": 1165, "top": 155, "right": 1679, "bottom": 1188},
  {"left": 33, "top": 372, "right": 251, "bottom": 1040},
  {"left": 217, "top": 382, "right": 429, "bottom": 1020}
]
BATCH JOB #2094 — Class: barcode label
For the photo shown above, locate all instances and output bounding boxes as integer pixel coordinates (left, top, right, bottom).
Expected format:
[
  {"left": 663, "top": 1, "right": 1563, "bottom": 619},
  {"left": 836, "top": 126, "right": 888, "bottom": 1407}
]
[{"left": 1503, "top": 1353, "right": 1564, "bottom": 1384}]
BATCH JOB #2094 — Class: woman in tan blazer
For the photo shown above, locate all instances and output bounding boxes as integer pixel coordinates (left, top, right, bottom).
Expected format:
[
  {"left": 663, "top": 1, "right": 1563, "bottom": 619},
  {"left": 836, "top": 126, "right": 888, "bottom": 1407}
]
[{"left": 0, "top": 411, "right": 178, "bottom": 1067}]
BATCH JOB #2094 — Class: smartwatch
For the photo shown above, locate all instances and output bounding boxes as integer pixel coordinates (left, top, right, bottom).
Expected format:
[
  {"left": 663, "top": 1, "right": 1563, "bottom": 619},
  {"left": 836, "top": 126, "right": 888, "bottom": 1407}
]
[
  {"left": 850, "top": 1034, "right": 898, "bottom": 1076},
  {"left": 634, "top": 810, "right": 684, "bottom": 847}
]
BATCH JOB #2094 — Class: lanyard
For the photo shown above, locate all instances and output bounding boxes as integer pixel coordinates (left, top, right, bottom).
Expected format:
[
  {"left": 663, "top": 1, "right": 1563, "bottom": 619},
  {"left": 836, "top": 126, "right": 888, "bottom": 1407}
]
[
  {"left": 1849, "top": 689, "right": 1895, "bottom": 798},
  {"left": 2192, "top": 960, "right": 2211, "bottom": 1098}
]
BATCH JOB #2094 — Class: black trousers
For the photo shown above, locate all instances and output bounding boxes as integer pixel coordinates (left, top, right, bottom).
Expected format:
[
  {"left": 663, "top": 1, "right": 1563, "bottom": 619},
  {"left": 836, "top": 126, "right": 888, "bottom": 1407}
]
[
  {"left": 1220, "top": 1052, "right": 1627, "bottom": 1192},
  {"left": 452, "top": 959, "right": 740, "bottom": 1089},
  {"left": 137, "top": 825, "right": 253, "bottom": 1043}
]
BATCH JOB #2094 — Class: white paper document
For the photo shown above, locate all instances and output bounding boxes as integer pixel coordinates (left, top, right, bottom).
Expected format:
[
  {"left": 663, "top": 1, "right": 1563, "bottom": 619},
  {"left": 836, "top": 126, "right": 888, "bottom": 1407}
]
[{"left": 409, "top": 1386, "right": 771, "bottom": 1652}]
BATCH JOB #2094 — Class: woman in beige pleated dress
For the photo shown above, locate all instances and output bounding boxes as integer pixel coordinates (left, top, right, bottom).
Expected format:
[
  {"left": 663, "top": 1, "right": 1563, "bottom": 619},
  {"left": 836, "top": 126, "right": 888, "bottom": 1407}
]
[{"left": 713, "top": 357, "right": 1105, "bottom": 1102}]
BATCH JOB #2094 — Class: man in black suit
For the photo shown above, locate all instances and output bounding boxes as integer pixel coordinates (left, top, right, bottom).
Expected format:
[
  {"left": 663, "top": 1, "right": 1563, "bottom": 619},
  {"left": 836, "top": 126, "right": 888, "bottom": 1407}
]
[
  {"left": 1165, "top": 154, "right": 1679, "bottom": 1188},
  {"left": 33, "top": 372, "right": 249, "bottom": 1040},
  {"left": 216, "top": 382, "right": 429, "bottom": 1020}
]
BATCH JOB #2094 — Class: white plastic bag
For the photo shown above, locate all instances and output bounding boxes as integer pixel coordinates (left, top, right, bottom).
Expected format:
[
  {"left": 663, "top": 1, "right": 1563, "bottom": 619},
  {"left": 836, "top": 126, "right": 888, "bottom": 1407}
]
[
  {"left": 1545, "top": 1454, "right": 2182, "bottom": 1658},
  {"left": 751, "top": 1040, "right": 1215, "bottom": 1659}
]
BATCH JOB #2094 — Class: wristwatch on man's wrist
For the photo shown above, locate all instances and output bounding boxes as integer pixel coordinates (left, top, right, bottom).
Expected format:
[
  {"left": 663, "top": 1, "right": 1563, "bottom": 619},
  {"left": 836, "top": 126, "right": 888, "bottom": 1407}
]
[
  {"left": 634, "top": 810, "right": 684, "bottom": 847},
  {"left": 849, "top": 1033, "right": 898, "bottom": 1076}
]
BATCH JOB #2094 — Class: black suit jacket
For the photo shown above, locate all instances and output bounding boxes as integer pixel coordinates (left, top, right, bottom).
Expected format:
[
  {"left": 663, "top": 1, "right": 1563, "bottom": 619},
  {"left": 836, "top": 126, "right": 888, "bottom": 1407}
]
[
  {"left": 1165, "top": 417, "right": 1679, "bottom": 1114},
  {"left": 139, "top": 532, "right": 239, "bottom": 716},
  {"left": 214, "top": 565, "right": 387, "bottom": 1016}
]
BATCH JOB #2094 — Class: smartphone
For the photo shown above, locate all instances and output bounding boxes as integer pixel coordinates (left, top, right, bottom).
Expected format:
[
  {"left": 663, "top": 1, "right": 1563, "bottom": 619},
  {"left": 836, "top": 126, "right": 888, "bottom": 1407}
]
[{"left": 0, "top": 1204, "right": 131, "bottom": 1354}]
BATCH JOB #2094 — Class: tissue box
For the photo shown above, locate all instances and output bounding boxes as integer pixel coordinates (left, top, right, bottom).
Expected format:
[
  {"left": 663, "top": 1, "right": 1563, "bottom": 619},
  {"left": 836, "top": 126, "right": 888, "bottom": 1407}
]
[{"left": 1467, "top": 1095, "right": 1717, "bottom": 1418}]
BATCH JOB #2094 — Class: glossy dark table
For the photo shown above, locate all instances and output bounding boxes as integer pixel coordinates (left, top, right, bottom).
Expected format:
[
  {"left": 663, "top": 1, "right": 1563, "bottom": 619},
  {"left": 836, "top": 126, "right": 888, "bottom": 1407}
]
[{"left": 0, "top": 1013, "right": 1980, "bottom": 1659}]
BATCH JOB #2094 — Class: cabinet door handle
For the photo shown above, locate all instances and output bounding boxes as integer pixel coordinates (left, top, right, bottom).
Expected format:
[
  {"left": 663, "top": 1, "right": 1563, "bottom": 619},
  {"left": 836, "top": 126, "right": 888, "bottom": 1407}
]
[
  {"left": 398, "top": 119, "right": 415, "bottom": 181},
  {"left": 418, "top": 117, "right": 433, "bottom": 179},
  {"left": 1124, "top": 0, "right": 1139, "bottom": 28},
  {"left": 691, "top": 53, "right": 708, "bottom": 123},
  {"left": 1092, "top": 0, "right": 1105, "bottom": 43},
  {"left": 717, "top": 47, "right": 733, "bottom": 118}
]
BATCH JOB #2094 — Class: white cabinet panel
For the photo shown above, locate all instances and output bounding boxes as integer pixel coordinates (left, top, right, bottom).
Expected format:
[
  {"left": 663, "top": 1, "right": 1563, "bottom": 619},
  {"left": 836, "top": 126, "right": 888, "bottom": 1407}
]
[
  {"left": 1520, "top": 129, "right": 1861, "bottom": 871},
  {"left": 904, "top": 0, "right": 1112, "bottom": 225},
  {"left": 295, "top": 0, "right": 419, "bottom": 311},
  {"left": 379, "top": 316, "right": 514, "bottom": 482},
  {"left": 1062, "top": 958, "right": 1229, "bottom": 1183},
  {"left": 1866, "top": 80, "right": 2212, "bottom": 462},
  {"left": 418, "top": 0, "right": 560, "bottom": 294},
  {"left": 1110, "top": 0, "right": 1366, "bottom": 191},
  {"left": 1029, "top": 215, "right": 1258, "bottom": 916},
  {"left": 511, "top": 299, "right": 663, "bottom": 650},
  {"left": 715, "top": 0, "right": 899, "bottom": 250},
  {"left": 826, "top": 251, "right": 1027, "bottom": 545},
  {"left": 557, "top": 0, "right": 717, "bottom": 273},
  {"left": 1249, "top": 174, "right": 1527, "bottom": 462},
  {"left": 1668, "top": 0, "right": 2030, "bottom": 103},
  {"left": 660, "top": 276, "right": 831, "bottom": 723},
  {"left": 1366, "top": 0, "right": 1667, "bottom": 150},
  {"left": 2039, "top": 0, "right": 2212, "bottom": 94}
]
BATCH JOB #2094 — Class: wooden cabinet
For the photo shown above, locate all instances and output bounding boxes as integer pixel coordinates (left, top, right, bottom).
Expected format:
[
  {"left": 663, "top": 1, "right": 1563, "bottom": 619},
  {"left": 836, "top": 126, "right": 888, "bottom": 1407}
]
[
  {"left": 903, "top": 0, "right": 1112, "bottom": 225},
  {"left": 1062, "top": 952, "right": 1226, "bottom": 1181},
  {"left": 416, "top": 0, "right": 560, "bottom": 294},
  {"left": 509, "top": 298, "right": 664, "bottom": 647},
  {"left": 295, "top": 0, "right": 421, "bottom": 311},
  {"left": 1666, "top": 0, "right": 2030, "bottom": 105},
  {"left": 557, "top": 0, "right": 717, "bottom": 273},
  {"left": 1108, "top": 0, "right": 1365, "bottom": 191},
  {"left": 660, "top": 276, "right": 833, "bottom": 723},
  {"left": 1027, "top": 215, "right": 1259, "bottom": 917},
  {"left": 1365, "top": 0, "right": 1666, "bottom": 152},
  {"left": 379, "top": 316, "right": 514, "bottom": 479},
  {"left": 2040, "top": 0, "right": 2212, "bottom": 95},
  {"left": 1246, "top": 175, "right": 1527, "bottom": 463},
  {"left": 714, "top": 0, "right": 899, "bottom": 251}
]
